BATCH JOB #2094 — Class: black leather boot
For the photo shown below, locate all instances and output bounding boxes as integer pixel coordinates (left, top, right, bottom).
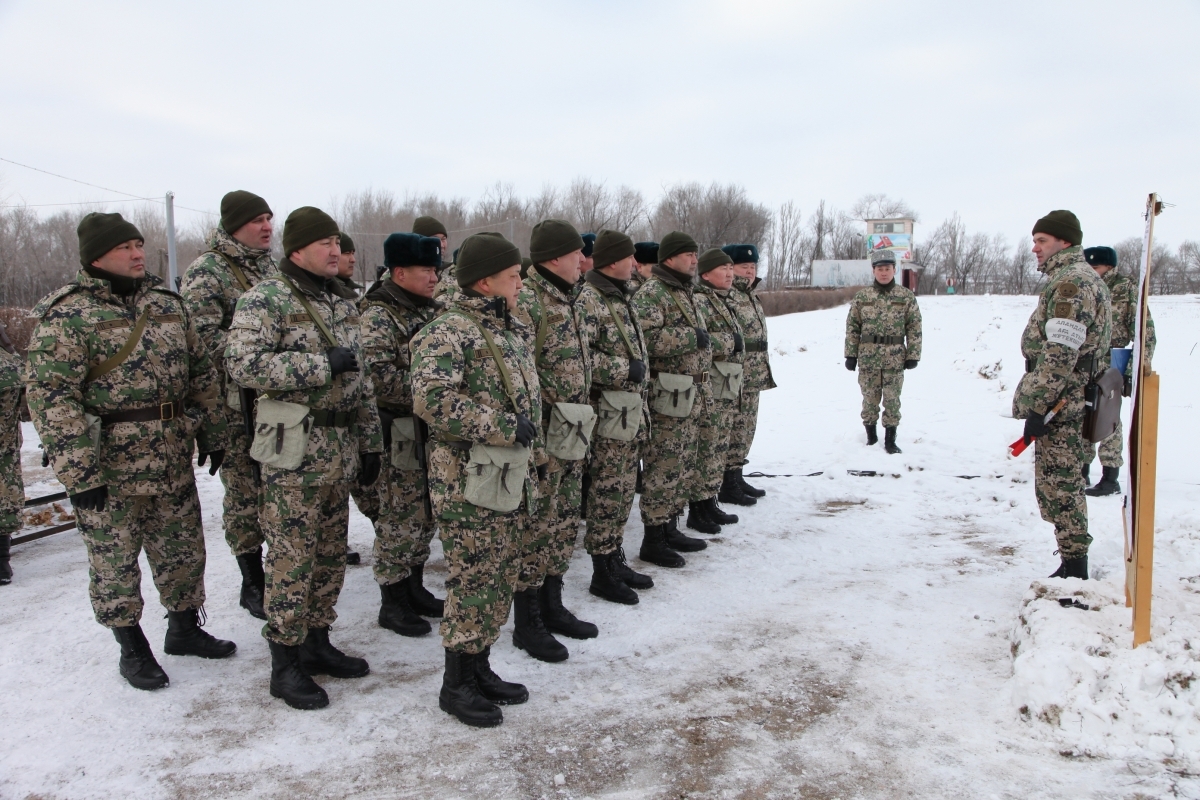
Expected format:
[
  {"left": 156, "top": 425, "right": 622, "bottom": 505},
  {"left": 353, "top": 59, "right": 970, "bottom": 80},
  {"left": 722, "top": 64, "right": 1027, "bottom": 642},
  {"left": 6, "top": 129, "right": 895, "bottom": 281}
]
[
  {"left": 737, "top": 467, "right": 765, "bottom": 498},
  {"left": 1085, "top": 467, "right": 1120, "bottom": 497},
  {"left": 686, "top": 501, "right": 721, "bottom": 535},
  {"left": 612, "top": 547, "right": 653, "bottom": 588},
  {"left": 269, "top": 640, "right": 328, "bottom": 709},
  {"left": 440, "top": 649, "right": 502, "bottom": 727},
  {"left": 112, "top": 624, "right": 169, "bottom": 690},
  {"left": 639, "top": 524, "right": 685, "bottom": 568},
  {"left": 298, "top": 626, "right": 370, "bottom": 678},
  {"left": 0, "top": 534, "right": 11, "bottom": 585},
  {"left": 379, "top": 581, "right": 432, "bottom": 637},
  {"left": 718, "top": 469, "right": 757, "bottom": 506},
  {"left": 512, "top": 588, "right": 569, "bottom": 662},
  {"left": 705, "top": 497, "right": 738, "bottom": 525},
  {"left": 865, "top": 423, "right": 879, "bottom": 445},
  {"left": 670, "top": 514, "right": 711, "bottom": 548},
  {"left": 540, "top": 574, "right": 599, "bottom": 639},
  {"left": 235, "top": 546, "right": 266, "bottom": 620},
  {"left": 884, "top": 426, "right": 902, "bottom": 454},
  {"left": 163, "top": 608, "right": 237, "bottom": 659},
  {"left": 406, "top": 563, "right": 444, "bottom": 617},
  {"left": 474, "top": 645, "right": 528, "bottom": 705},
  {"left": 589, "top": 553, "right": 639, "bottom": 605},
  {"left": 1048, "top": 558, "right": 1068, "bottom": 579},
  {"left": 346, "top": 550, "right": 361, "bottom": 565},
  {"left": 1064, "top": 555, "right": 1089, "bottom": 580}
]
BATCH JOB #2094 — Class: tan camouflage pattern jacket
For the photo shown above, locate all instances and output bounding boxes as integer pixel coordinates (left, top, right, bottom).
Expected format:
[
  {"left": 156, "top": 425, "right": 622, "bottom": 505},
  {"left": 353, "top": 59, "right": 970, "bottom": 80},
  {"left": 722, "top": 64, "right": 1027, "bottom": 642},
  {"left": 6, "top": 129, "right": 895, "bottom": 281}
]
[
  {"left": 516, "top": 268, "right": 592, "bottom": 425},
  {"left": 730, "top": 277, "right": 776, "bottom": 391},
  {"left": 360, "top": 280, "right": 440, "bottom": 414},
  {"left": 632, "top": 265, "right": 712, "bottom": 379},
  {"left": 694, "top": 281, "right": 744, "bottom": 365},
  {"left": 844, "top": 282, "right": 923, "bottom": 371},
  {"left": 410, "top": 293, "right": 544, "bottom": 521},
  {"left": 577, "top": 270, "right": 650, "bottom": 440},
  {"left": 25, "top": 271, "right": 223, "bottom": 495},
  {"left": 1103, "top": 269, "right": 1156, "bottom": 361},
  {"left": 0, "top": 345, "right": 24, "bottom": 462},
  {"left": 1013, "top": 246, "right": 1111, "bottom": 422},
  {"left": 433, "top": 264, "right": 457, "bottom": 300},
  {"left": 225, "top": 261, "right": 383, "bottom": 487}
]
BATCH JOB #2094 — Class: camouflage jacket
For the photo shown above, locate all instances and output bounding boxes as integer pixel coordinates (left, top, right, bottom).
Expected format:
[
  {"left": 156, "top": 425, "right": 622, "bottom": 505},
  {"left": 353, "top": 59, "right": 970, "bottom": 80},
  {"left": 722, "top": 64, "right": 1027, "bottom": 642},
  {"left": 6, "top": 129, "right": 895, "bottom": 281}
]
[
  {"left": 730, "top": 277, "right": 776, "bottom": 391},
  {"left": 577, "top": 270, "right": 648, "bottom": 392},
  {"left": 360, "top": 280, "right": 440, "bottom": 414},
  {"left": 333, "top": 276, "right": 364, "bottom": 301},
  {"left": 516, "top": 267, "right": 592, "bottom": 421},
  {"left": 410, "top": 293, "right": 543, "bottom": 521},
  {"left": 1013, "top": 246, "right": 1111, "bottom": 421},
  {"left": 224, "top": 261, "right": 383, "bottom": 487},
  {"left": 1103, "top": 269, "right": 1156, "bottom": 361},
  {"left": 0, "top": 346, "right": 23, "bottom": 457},
  {"left": 433, "top": 264, "right": 458, "bottom": 300},
  {"left": 694, "top": 281, "right": 744, "bottom": 365},
  {"left": 25, "top": 271, "right": 223, "bottom": 496},
  {"left": 844, "top": 282, "right": 923, "bottom": 370},
  {"left": 632, "top": 265, "right": 712, "bottom": 379}
]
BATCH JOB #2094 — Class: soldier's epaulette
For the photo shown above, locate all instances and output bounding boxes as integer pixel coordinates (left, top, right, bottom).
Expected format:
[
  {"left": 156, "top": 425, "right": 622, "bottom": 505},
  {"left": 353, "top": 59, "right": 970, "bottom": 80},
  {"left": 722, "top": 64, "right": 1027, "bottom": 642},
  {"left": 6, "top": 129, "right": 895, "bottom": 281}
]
[{"left": 30, "top": 282, "right": 82, "bottom": 318}]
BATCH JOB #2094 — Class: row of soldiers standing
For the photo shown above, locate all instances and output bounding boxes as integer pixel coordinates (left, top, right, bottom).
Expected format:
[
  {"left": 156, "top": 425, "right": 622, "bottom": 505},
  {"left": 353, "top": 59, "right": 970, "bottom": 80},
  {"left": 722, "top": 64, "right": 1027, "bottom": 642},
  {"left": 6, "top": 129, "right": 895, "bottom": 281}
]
[{"left": 17, "top": 191, "right": 775, "bottom": 727}]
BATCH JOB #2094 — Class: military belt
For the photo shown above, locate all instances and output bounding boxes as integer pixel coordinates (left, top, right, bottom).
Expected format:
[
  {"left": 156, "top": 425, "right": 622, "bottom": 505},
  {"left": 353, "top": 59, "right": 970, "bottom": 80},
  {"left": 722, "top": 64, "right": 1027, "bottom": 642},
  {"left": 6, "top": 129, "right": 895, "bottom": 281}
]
[
  {"left": 437, "top": 439, "right": 472, "bottom": 452},
  {"left": 744, "top": 341, "right": 768, "bottom": 352},
  {"left": 100, "top": 401, "right": 179, "bottom": 426},
  {"left": 650, "top": 369, "right": 710, "bottom": 384},
  {"left": 864, "top": 335, "right": 905, "bottom": 345},
  {"left": 1023, "top": 354, "right": 1098, "bottom": 374},
  {"left": 309, "top": 409, "right": 355, "bottom": 428}
]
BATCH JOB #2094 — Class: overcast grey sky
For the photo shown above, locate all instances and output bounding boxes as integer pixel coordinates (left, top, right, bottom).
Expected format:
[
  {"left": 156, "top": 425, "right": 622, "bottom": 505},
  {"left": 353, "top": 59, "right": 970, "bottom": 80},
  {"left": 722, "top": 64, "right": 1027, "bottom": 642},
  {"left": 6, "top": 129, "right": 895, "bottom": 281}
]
[{"left": 1, "top": 0, "right": 1197, "bottom": 248}]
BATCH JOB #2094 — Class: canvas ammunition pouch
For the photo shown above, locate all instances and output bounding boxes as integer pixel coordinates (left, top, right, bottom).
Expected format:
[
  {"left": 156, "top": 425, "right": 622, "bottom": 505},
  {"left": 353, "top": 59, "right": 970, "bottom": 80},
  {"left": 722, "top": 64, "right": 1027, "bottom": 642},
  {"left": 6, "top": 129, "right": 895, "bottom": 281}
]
[
  {"left": 463, "top": 443, "right": 531, "bottom": 513},
  {"left": 711, "top": 361, "right": 744, "bottom": 401},
  {"left": 389, "top": 416, "right": 422, "bottom": 471},
  {"left": 545, "top": 402, "right": 597, "bottom": 461},
  {"left": 650, "top": 372, "right": 697, "bottom": 418},
  {"left": 595, "top": 390, "right": 644, "bottom": 441},
  {"left": 249, "top": 398, "right": 312, "bottom": 470},
  {"left": 1082, "top": 367, "right": 1124, "bottom": 444}
]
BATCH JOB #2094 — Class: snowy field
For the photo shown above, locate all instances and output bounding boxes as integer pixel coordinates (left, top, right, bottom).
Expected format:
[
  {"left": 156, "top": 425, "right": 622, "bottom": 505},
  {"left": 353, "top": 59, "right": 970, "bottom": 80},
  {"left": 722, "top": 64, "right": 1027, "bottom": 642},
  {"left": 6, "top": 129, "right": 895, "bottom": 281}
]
[{"left": 2, "top": 294, "right": 1199, "bottom": 800}]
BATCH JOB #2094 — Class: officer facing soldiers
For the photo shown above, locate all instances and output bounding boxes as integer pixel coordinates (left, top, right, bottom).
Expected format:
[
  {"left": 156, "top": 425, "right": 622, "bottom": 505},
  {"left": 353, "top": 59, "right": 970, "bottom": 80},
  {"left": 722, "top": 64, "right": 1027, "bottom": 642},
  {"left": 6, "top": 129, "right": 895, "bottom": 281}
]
[
  {"left": 1014, "top": 210, "right": 1111, "bottom": 580},
  {"left": 410, "top": 232, "right": 541, "bottom": 728},
  {"left": 0, "top": 322, "right": 25, "bottom": 584},
  {"left": 1082, "top": 245, "right": 1156, "bottom": 497},
  {"left": 631, "top": 241, "right": 658, "bottom": 289},
  {"left": 360, "top": 232, "right": 444, "bottom": 637},
  {"left": 844, "top": 249, "right": 922, "bottom": 454},
  {"left": 225, "top": 207, "right": 383, "bottom": 710},
  {"left": 513, "top": 219, "right": 596, "bottom": 662},
  {"left": 27, "top": 212, "right": 236, "bottom": 691},
  {"left": 632, "top": 231, "right": 712, "bottom": 565},
  {"left": 721, "top": 243, "right": 774, "bottom": 501},
  {"left": 180, "top": 190, "right": 277, "bottom": 620},
  {"left": 576, "top": 229, "right": 654, "bottom": 605}
]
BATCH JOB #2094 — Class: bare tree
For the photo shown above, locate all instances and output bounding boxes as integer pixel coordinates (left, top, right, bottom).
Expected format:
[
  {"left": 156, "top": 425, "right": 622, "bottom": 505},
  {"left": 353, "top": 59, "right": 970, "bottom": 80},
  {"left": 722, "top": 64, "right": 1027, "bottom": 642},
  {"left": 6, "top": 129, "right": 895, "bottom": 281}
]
[{"left": 851, "top": 193, "right": 920, "bottom": 223}]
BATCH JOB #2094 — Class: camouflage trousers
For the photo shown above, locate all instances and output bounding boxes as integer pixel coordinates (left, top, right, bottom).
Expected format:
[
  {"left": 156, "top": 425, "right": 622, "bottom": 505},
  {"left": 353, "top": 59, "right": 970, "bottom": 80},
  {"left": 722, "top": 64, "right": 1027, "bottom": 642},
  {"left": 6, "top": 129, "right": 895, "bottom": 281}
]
[
  {"left": 517, "top": 455, "right": 583, "bottom": 589},
  {"left": 75, "top": 484, "right": 206, "bottom": 628},
  {"left": 1094, "top": 418, "right": 1125, "bottom": 469},
  {"left": 640, "top": 387, "right": 712, "bottom": 525},
  {"left": 440, "top": 511, "right": 524, "bottom": 654},
  {"left": 858, "top": 368, "right": 904, "bottom": 427},
  {"left": 350, "top": 479, "right": 380, "bottom": 524},
  {"left": 372, "top": 459, "right": 434, "bottom": 586},
  {"left": 219, "top": 426, "right": 264, "bottom": 557},
  {"left": 695, "top": 396, "right": 735, "bottom": 498},
  {"left": 0, "top": 437, "right": 23, "bottom": 536},
  {"left": 260, "top": 481, "right": 350, "bottom": 646},
  {"left": 726, "top": 389, "right": 760, "bottom": 469},
  {"left": 585, "top": 434, "right": 641, "bottom": 556},
  {"left": 1035, "top": 417, "right": 1093, "bottom": 558}
]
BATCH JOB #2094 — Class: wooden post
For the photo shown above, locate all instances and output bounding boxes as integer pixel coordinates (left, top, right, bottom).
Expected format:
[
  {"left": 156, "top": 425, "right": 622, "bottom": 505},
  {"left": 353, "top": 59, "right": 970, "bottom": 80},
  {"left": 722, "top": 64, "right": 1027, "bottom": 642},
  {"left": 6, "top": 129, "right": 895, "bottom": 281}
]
[{"left": 1131, "top": 372, "right": 1158, "bottom": 646}]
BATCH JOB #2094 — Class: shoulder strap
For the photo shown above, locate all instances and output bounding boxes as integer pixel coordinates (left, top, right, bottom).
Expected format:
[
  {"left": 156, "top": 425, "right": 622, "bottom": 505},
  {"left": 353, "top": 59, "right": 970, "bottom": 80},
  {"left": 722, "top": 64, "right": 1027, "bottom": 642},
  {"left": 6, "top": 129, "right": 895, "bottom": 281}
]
[
  {"left": 600, "top": 293, "right": 638, "bottom": 360},
  {"left": 706, "top": 290, "right": 738, "bottom": 331},
  {"left": 206, "top": 250, "right": 252, "bottom": 292},
  {"left": 447, "top": 311, "right": 520, "bottom": 415},
  {"left": 86, "top": 309, "right": 151, "bottom": 382},
  {"left": 664, "top": 284, "right": 696, "bottom": 327},
  {"left": 279, "top": 274, "right": 339, "bottom": 348},
  {"left": 531, "top": 283, "right": 550, "bottom": 366}
]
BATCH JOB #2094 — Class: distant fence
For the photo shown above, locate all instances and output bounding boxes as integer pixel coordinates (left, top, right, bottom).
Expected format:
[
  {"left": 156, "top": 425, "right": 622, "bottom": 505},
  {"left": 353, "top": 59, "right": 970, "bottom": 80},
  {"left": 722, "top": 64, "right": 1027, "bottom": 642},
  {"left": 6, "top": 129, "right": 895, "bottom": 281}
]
[{"left": 757, "top": 287, "right": 859, "bottom": 317}]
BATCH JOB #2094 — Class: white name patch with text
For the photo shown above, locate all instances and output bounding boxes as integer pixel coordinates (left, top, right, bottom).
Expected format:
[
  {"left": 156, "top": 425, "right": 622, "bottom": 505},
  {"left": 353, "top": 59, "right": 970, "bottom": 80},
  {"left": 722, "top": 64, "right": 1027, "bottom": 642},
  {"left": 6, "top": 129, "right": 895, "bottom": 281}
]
[{"left": 1045, "top": 318, "right": 1086, "bottom": 350}]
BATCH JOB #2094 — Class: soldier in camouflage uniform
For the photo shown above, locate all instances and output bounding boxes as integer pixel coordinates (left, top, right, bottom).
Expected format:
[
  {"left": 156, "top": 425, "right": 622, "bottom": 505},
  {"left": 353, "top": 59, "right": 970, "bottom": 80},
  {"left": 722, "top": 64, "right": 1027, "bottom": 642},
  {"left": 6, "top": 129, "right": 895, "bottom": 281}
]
[
  {"left": 225, "top": 207, "right": 383, "bottom": 710},
  {"left": 1083, "top": 245, "right": 1157, "bottom": 497},
  {"left": 721, "top": 243, "right": 775, "bottom": 501},
  {"left": 27, "top": 212, "right": 236, "bottom": 691},
  {"left": 513, "top": 219, "right": 596, "bottom": 660},
  {"left": 410, "top": 232, "right": 541, "bottom": 727},
  {"left": 0, "top": 323, "right": 24, "bottom": 585},
  {"left": 576, "top": 230, "right": 654, "bottom": 605},
  {"left": 332, "top": 231, "right": 371, "bottom": 565},
  {"left": 632, "top": 231, "right": 713, "bottom": 564},
  {"left": 180, "top": 190, "right": 277, "bottom": 620},
  {"left": 631, "top": 241, "right": 658, "bottom": 290},
  {"left": 360, "top": 232, "right": 444, "bottom": 637},
  {"left": 844, "top": 249, "right": 923, "bottom": 454},
  {"left": 1013, "top": 211, "right": 1111, "bottom": 580}
]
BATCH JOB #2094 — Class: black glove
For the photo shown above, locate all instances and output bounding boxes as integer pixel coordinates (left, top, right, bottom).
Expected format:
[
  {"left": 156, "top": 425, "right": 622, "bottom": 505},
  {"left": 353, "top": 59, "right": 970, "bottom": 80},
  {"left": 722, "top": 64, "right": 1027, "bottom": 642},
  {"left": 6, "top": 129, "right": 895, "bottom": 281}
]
[
  {"left": 904, "top": 359, "right": 918, "bottom": 370},
  {"left": 327, "top": 347, "right": 359, "bottom": 376},
  {"left": 41, "top": 448, "right": 49, "bottom": 468},
  {"left": 695, "top": 328, "right": 710, "bottom": 349},
  {"left": 732, "top": 332, "right": 744, "bottom": 355},
  {"left": 359, "top": 452, "right": 381, "bottom": 487},
  {"left": 536, "top": 463, "right": 548, "bottom": 482},
  {"left": 514, "top": 413, "right": 536, "bottom": 447},
  {"left": 378, "top": 409, "right": 396, "bottom": 450},
  {"left": 845, "top": 357, "right": 857, "bottom": 371},
  {"left": 197, "top": 449, "right": 225, "bottom": 476},
  {"left": 628, "top": 359, "right": 647, "bottom": 384},
  {"left": 71, "top": 485, "right": 108, "bottom": 512},
  {"left": 1023, "top": 412, "right": 1050, "bottom": 446}
]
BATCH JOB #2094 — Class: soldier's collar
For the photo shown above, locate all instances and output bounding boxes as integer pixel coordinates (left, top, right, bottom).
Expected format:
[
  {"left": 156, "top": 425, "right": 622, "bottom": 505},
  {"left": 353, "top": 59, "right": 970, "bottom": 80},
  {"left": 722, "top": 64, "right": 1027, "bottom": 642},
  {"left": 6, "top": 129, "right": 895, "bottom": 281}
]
[
  {"left": 1038, "top": 245, "right": 1082, "bottom": 275},
  {"left": 212, "top": 226, "right": 271, "bottom": 263},
  {"left": 533, "top": 264, "right": 575, "bottom": 297},
  {"left": 873, "top": 279, "right": 896, "bottom": 293},
  {"left": 281, "top": 258, "right": 334, "bottom": 297},
  {"left": 83, "top": 265, "right": 144, "bottom": 298},
  {"left": 584, "top": 268, "right": 628, "bottom": 297},
  {"left": 652, "top": 263, "right": 694, "bottom": 289},
  {"left": 372, "top": 279, "right": 437, "bottom": 310}
]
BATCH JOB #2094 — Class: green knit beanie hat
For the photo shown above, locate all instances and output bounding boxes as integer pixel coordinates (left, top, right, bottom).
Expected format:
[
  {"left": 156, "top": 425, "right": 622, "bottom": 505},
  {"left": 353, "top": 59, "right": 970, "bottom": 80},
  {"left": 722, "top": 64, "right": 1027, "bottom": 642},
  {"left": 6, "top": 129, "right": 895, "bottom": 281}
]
[
  {"left": 456, "top": 232, "right": 522, "bottom": 287},
  {"left": 592, "top": 229, "right": 636, "bottom": 270},
  {"left": 78, "top": 212, "right": 144, "bottom": 268},
  {"left": 529, "top": 219, "right": 584, "bottom": 264},
  {"left": 220, "top": 190, "right": 272, "bottom": 235},
  {"left": 658, "top": 231, "right": 699, "bottom": 263},
  {"left": 1032, "top": 210, "right": 1082, "bottom": 247},
  {"left": 697, "top": 247, "right": 734, "bottom": 275},
  {"left": 282, "top": 206, "right": 340, "bottom": 257},
  {"left": 412, "top": 215, "right": 448, "bottom": 238},
  {"left": 338, "top": 232, "right": 356, "bottom": 253}
]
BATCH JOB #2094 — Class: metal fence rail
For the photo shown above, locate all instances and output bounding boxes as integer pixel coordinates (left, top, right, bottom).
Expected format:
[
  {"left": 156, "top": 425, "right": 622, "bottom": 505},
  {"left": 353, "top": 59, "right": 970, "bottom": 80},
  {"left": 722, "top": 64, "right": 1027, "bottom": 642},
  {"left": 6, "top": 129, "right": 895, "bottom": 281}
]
[{"left": 14, "top": 491, "right": 75, "bottom": 546}]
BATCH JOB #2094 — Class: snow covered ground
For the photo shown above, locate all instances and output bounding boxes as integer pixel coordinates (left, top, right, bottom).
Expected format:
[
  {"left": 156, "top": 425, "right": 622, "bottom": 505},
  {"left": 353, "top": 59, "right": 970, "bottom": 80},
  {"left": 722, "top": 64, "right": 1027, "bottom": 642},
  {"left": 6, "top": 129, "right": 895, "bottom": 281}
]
[{"left": 2, "top": 294, "right": 1198, "bottom": 800}]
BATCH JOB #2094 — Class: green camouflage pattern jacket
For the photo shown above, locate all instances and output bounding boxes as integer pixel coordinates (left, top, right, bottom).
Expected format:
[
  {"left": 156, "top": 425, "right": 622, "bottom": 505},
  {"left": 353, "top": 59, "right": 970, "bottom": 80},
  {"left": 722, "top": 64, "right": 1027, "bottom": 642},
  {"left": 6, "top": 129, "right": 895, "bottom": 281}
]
[
  {"left": 577, "top": 270, "right": 648, "bottom": 392},
  {"left": 844, "top": 282, "right": 923, "bottom": 371},
  {"left": 410, "top": 293, "right": 544, "bottom": 521},
  {"left": 516, "top": 268, "right": 592, "bottom": 423},
  {"left": 433, "top": 264, "right": 458, "bottom": 300},
  {"left": 25, "top": 271, "right": 223, "bottom": 496},
  {"left": 694, "top": 281, "right": 744, "bottom": 365},
  {"left": 1103, "top": 269, "right": 1156, "bottom": 362},
  {"left": 632, "top": 265, "right": 712, "bottom": 379},
  {"left": 730, "top": 277, "right": 776, "bottom": 391},
  {"left": 1013, "top": 246, "right": 1112, "bottom": 421},
  {"left": 224, "top": 261, "right": 383, "bottom": 487},
  {"left": 0, "top": 343, "right": 24, "bottom": 468},
  {"left": 360, "top": 280, "right": 440, "bottom": 414}
]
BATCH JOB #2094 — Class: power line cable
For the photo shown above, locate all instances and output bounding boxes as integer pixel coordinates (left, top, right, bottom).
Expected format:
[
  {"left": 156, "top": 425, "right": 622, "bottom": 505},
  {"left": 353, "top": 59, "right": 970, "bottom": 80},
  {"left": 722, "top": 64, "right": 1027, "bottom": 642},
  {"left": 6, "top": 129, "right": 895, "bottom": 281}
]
[{"left": 0, "top": 156, "right": 216, "bottom": 217}]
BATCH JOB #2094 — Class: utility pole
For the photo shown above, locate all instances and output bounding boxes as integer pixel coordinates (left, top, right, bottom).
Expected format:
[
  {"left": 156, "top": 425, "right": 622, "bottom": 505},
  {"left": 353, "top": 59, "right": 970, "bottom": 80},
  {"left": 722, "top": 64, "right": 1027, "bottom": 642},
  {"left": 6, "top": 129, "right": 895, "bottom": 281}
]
[{"left": 165, "top": 191, "right": 179, "bottom": 290}]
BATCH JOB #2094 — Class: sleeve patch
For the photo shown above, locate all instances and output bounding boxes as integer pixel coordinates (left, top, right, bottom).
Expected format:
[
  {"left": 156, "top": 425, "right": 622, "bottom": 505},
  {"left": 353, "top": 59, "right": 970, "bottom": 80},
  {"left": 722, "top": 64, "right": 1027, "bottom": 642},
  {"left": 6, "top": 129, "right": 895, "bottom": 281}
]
[
  {"left": 1057, "top": 282, "right": 1079, "bottom": 299},
  {"left": 154, "top": 313, "right": 183, "bottom": 324},
  {"left": 286, "top": 313, "right": 312, "bottom": 324},
  {"left": 95, "top": 319, "right": 131, "bottom": 332},
  {"left": 1045, "top": 318, "right": 1087, "bottom": 349},
  {"left": 1054, "top": 301, "right": 1075, "bottom": 319}
]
